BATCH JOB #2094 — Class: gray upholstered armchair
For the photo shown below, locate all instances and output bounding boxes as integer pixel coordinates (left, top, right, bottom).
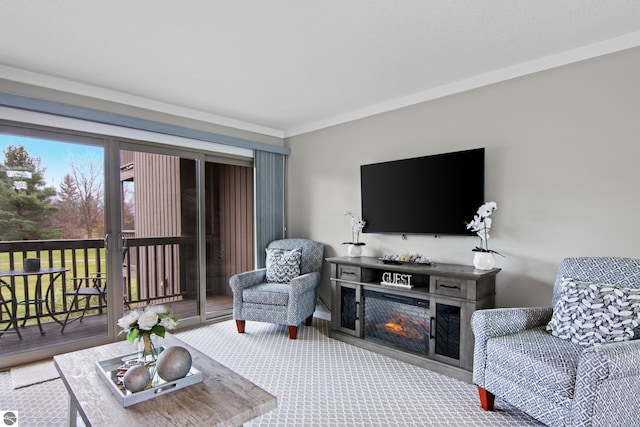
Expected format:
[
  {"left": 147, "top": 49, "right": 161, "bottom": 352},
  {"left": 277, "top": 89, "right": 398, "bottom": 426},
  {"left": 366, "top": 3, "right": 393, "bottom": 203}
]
[
  {"left": 229, "top": 238, "right": 324, "bottom": 339},
  {"left": 471, "top": 257, "right": 640, "bottom": 426}
]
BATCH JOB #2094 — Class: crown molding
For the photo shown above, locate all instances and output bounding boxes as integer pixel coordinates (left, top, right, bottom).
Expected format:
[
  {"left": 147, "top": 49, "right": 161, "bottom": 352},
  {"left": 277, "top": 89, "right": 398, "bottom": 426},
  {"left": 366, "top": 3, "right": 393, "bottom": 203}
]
[
  {"left": 284, "top": 31, "right": 640, "bottom": 137},
  {"left": 2, "top": 30, "right": 639, "bottom": 140}
]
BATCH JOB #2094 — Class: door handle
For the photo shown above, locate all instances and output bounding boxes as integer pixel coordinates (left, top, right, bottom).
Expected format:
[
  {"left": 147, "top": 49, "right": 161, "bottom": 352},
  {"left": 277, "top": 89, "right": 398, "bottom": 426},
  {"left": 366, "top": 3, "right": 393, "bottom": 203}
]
[{"left": 429, "top": 316, "right": 435, "bottom": 340}]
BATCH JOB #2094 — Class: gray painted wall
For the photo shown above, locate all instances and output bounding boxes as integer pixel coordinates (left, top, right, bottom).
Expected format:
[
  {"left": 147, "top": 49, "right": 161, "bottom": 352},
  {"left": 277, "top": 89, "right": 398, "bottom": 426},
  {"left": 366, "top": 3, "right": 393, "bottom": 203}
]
[{"left": 285, "top": 46, "right": 640, "bottom": 309}]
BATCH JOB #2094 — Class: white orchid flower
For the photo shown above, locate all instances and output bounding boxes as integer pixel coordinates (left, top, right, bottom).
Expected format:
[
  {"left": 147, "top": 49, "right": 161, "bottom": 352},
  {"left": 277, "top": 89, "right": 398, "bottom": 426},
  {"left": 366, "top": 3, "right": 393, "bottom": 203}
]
[
  {"left": 467, "top": 202, "right": 501, "bottom": 256},
  {"left": 477, "top": 201, "right": 497, "bottom": 218},
  {"left": 466, "top": 215, "right": 482, "bottom": 232},
  {"left": 352, "top": 217, "right": 366, "bottom": 233},
  {"left": 344, "top": 208, "right": 366, "bottom": 245}
]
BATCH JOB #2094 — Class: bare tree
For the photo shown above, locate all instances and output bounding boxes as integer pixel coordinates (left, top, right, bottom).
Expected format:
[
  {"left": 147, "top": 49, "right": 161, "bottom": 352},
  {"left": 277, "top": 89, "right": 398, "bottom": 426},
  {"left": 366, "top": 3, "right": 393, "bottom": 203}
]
[{"left": 69, "top": 156, "right": 104, "bottom": 238}]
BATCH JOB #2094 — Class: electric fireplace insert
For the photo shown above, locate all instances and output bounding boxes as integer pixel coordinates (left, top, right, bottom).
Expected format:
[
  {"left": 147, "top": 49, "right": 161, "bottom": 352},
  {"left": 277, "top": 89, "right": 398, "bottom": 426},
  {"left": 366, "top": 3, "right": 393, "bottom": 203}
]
[{"left": 363, "top": 289, "right": 431, "bottom": 355}]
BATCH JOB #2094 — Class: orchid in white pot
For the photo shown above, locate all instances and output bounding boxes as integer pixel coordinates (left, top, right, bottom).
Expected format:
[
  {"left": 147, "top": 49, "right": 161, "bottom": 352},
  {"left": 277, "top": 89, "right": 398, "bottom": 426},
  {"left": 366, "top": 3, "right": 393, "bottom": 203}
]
[
  {"left": 343, "top": 208, "right": 366, "bottom": 257},
  {"left": 466, "top": 201, "right": 503, "bottom": 269},
  {"left": 342, "top": 208, "right": 366, "bottom": 246}
]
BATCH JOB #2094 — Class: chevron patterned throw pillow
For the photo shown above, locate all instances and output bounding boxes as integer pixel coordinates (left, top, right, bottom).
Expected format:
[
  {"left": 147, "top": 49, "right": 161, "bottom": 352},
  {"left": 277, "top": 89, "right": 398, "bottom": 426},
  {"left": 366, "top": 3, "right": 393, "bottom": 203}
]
[
  {"left": 546, "top": 277, "right": 640, "bottom": 346},
  {"left": 266, "top": 247, "right": 302, "bottom": 283}
]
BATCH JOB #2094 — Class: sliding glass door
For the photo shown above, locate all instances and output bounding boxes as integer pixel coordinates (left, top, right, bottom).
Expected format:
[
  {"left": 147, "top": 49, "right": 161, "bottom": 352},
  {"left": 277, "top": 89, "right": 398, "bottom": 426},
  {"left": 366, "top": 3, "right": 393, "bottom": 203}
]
[
  {"left": 117, "top": 144, "right": 201, "bottom": 324},
  {"left": 204, "top": 158, "right": 254, "bottom": 318},
  {"left": 117, "top": 148, "right": 256, "bottom": 322},
  {"left": 0, "top": 119, "right": 256, "bottom": 368}
]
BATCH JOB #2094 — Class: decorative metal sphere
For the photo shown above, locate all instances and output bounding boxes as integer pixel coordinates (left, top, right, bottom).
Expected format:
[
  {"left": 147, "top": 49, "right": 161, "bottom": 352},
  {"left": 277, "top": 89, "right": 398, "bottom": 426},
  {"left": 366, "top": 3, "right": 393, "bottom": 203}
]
[
  {"left": 123, "top": 365, "right": 151, "bottom": 392},
  {"left": 156, "top": 346, "right": 192, "bottom": 381}
]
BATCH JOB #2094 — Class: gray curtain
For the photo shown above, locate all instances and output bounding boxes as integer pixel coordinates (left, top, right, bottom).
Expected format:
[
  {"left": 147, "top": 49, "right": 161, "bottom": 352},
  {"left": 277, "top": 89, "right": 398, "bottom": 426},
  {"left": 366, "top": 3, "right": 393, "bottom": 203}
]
[{"left": 255, "top": 150, "right": 285, "bottom": 268}]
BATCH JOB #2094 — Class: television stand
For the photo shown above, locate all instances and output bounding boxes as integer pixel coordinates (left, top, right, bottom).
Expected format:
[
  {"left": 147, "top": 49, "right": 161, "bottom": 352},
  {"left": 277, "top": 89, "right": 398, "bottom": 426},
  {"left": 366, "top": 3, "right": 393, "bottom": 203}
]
[{"left": 326, "top": 256, "right": 499, "bottom": 382}]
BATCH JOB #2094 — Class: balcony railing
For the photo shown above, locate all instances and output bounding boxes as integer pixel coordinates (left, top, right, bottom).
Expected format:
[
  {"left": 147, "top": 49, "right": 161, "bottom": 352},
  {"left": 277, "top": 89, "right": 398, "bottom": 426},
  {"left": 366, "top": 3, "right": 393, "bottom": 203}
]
[{"left": 0, "top": 236, "right": 191, "bottom": 328}]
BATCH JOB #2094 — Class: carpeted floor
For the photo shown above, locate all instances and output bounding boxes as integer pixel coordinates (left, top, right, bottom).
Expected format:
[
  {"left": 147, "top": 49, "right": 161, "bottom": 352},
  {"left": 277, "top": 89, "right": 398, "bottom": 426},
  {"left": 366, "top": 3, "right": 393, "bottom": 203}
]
[
  {"left": 175, "top": 319, "right": 541, "bottom": 426},
  {"left": 0, "top": 366, "right": 68, "bottom": 426},
  {"left": 0, "top": 318, "right": 543, "bottom": 426}
]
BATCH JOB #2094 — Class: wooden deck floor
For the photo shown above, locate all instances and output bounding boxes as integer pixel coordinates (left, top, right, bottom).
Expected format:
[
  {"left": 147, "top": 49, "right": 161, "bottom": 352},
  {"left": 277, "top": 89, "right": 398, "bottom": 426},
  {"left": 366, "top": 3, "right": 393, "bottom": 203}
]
[{"left": 0, "top": 296, "right": 232, "bottom": 360}]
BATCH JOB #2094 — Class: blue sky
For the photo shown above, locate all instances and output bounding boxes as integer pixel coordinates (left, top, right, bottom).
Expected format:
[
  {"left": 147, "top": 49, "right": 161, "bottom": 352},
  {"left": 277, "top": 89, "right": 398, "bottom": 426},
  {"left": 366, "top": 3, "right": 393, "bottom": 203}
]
[{"left": 0, "top": 134, "right": 103, "bottom": 189}]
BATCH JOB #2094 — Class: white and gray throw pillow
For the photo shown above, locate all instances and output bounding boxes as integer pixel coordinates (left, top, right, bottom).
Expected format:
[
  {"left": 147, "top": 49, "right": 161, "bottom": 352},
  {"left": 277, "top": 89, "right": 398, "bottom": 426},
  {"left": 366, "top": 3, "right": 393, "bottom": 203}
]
[
  {"left": 546, "top": 277, "right": 640, "bottom": 346},
  {"left": 266, "top": 247, "right": 302, "bottom": 283}
]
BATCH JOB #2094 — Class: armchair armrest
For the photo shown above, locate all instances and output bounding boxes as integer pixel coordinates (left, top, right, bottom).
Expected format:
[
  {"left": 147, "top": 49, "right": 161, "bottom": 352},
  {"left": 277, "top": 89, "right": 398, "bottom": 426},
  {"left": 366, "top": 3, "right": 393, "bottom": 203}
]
[
  {"left": 471, "top": 306, "right": 553, "bottom": 340},
  {"left": 288, "top": 272, "right": 321, "bottom": 297},
  {"left": 573, "top": 340, "right": 640, "bottom": 426},
  {"left": 229, "top": 268, "right": 267, "bottom": 293},
  {"left": 578, "top": 339, "right": 640, "bottom": 380},
  {"left": 471, "top": 306, "right": 553, "bottom": 387}
]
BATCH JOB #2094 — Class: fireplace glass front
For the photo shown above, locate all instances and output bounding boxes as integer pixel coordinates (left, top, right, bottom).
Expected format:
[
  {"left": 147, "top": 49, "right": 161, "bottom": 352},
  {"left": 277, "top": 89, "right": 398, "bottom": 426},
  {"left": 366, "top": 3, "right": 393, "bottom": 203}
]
[{"left": 363, "top": 290, "right": 431, "bottom": 355}]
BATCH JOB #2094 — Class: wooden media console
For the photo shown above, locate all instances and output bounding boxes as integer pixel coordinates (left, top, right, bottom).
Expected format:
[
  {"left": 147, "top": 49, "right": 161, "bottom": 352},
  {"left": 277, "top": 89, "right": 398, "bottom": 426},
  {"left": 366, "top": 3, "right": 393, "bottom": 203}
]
[{"left": 327, "top": 256, "right": 499, "bottom": 382}]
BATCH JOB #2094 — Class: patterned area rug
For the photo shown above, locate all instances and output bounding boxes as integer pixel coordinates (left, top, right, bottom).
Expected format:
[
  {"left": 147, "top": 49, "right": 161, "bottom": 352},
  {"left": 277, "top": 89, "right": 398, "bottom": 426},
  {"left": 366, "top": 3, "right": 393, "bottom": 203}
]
[
  {"left": 11, "top": 359, "right": 60, "bottom": 390},
  {"left": 175, "top": 319, "right": 543, "bottom": 426}
]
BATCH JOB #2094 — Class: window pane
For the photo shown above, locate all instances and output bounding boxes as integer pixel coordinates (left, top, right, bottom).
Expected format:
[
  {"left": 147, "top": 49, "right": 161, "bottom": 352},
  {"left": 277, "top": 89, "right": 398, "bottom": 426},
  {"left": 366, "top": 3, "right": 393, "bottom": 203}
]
[
  {"left": 0, "top": 133, "right": 108, "bottom": 360},
  {"left": 119, "top": 149, "right": 200, "bottom": 322},
  {"left": 205, "top": 161, "right": 254, "bottom": 317}
]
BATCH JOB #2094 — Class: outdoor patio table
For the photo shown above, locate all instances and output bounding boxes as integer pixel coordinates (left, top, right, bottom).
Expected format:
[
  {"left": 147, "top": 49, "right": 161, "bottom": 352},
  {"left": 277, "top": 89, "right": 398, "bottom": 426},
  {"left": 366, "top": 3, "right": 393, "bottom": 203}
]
[{"left": 0, "top": 267, "right": 69, "bottom": 335}]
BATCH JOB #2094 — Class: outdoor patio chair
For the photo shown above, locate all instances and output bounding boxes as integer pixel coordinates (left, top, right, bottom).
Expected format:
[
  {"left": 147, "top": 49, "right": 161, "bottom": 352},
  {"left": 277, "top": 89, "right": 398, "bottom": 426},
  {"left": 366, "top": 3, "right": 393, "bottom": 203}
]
[
  {"left": 229, "top": 238, "right": 324, "bottom": 339},
  {"left": 60, "top": 272, "right": 107, "bottom": 333},
  {"left": 0, "top": 282, "right": 22, "bottom": 340}
]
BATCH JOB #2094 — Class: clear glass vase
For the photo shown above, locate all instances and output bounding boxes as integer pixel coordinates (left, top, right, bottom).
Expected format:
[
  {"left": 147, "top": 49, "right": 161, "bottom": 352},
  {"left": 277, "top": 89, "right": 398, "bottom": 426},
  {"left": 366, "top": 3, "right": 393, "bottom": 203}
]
[{"left": 137, "top": 333, "right": 157, "bottom": 366}]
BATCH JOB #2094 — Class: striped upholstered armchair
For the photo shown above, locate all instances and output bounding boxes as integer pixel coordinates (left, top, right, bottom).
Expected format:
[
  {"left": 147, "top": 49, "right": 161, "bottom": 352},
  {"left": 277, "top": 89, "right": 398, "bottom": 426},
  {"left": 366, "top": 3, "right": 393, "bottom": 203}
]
[
  {"left": 229, "top": 238, "right": 324, "bottom": 339},
  {"left": 472, "top": 257, "right": 640, "bottom": 426}
]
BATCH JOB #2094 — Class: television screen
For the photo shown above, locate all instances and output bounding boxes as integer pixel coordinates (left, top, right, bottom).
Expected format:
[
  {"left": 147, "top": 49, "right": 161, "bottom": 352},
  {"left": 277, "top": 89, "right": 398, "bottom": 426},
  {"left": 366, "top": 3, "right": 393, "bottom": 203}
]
[{"left": 360, "top": 148, "right": 484, "bottom": 235}]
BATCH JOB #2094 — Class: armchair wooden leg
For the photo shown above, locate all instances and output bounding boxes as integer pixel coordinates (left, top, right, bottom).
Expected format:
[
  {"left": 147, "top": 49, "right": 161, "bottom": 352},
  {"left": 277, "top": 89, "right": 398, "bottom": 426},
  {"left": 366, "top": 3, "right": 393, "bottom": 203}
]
[
  {"left": 288, "top": 326, "right": 298, "bottom": 339},
  {"left": 477, "top": 386, "right": 495, "bottom": 411},
  {"left": 235, "top": 320, "right": 245, "bottom": 334},
  {"left": 305, "top": 314, "right": 313, "bottom": 326}
]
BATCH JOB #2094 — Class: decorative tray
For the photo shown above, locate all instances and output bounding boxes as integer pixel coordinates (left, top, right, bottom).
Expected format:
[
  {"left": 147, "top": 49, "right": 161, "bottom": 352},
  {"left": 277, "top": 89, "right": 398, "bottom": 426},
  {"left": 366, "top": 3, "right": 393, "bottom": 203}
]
[
  {"left": 379, "top": 255, "right": 431, "bottom": 265},
  {"left": 95, "top": 346, "right": 203, "bottom": 407},
  {"left": 381, "top": 259, "right": 432, "bottom": 266}
]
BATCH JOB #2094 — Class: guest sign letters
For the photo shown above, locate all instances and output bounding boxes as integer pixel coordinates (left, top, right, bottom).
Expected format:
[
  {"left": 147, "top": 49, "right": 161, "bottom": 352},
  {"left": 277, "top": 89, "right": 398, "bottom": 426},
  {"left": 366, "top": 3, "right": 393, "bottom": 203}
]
[{"left": 381, "top": 271, "right": 413, "bottom": 288}]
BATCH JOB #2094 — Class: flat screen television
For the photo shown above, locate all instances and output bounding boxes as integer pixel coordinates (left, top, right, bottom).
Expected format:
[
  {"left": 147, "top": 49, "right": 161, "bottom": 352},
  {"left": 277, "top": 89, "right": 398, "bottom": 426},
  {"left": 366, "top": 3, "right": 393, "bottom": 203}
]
[{"left": 360, "top": 148, "right": 484, "bottom": 235}]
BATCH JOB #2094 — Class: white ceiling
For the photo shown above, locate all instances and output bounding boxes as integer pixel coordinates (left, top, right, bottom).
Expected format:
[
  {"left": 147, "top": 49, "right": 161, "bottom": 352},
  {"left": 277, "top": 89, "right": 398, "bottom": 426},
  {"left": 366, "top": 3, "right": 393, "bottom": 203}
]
[{"left": 2, "top": 1, "right": 640, "bottom": 138}]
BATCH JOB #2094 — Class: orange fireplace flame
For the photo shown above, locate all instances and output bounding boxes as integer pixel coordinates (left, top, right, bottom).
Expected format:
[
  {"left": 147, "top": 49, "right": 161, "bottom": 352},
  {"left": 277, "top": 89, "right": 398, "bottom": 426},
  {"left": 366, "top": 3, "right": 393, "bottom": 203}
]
[{"left": 379, "top": 315, "right": 427, "bottom": 340}]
